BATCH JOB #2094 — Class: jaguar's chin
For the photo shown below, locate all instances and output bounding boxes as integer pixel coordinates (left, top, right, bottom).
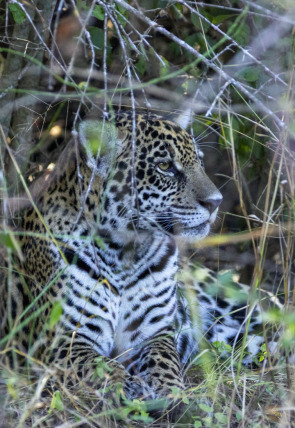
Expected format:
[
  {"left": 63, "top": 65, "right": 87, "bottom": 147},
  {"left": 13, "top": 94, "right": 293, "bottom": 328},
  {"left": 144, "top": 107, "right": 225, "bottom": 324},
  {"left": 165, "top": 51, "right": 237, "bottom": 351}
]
[
  {"left": 175, "top": 221, "right": 210, "bottom": 239},
  {"left": 152, "top": 213, "right": 211, "bottom": 239}
]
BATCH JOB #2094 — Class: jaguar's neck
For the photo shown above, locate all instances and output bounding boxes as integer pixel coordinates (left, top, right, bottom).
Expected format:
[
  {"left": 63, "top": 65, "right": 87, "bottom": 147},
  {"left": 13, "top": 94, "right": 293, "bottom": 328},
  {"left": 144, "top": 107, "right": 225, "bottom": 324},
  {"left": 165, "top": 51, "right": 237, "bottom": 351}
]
[{"left": 97, "top": 229, "right": 178, "bottom": 275}]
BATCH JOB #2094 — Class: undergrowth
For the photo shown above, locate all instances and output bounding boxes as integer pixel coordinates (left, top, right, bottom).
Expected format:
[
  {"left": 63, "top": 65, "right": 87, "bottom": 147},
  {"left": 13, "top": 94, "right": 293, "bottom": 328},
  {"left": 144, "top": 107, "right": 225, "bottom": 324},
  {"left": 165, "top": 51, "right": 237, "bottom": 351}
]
[{"left": 0, "top": 0, "right": 295, "bottom": 426}]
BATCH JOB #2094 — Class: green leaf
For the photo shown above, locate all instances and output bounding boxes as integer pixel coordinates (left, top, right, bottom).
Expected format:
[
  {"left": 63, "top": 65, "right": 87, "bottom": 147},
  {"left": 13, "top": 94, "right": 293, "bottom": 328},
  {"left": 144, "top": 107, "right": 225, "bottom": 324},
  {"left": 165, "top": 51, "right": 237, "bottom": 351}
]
[
  {"left": 50, "top": 390, "right": 64, "bottom": 412},
  {"left": 199, "top": 403, "right": 213, "bottom": 413},
  {"left": 89, "top": 27, "right": 104, "bottom": 50},
  {"left": 191, "top": 12, "right": 201, "bottom": 30},
  {"left": 215, "top": 412, "right": 228, "bottom": 423},
  {"left": 93, "top": 5, "right": 105, "bottom": 20},
  {"left": 185, "top": 33, "right": 198, "bottom": 49},
  {"left": 236, "top": 66, "right": 260, "bottom": 83},
  {"left": 135, "top": 55, "right": 147, "bottom": 75},
  {"left": 78, "top": 81, "right": 88, "bottom": 90},
  {"left": 212, "top": 14, "right": 236, "bottom": 25},
  {"left": 0, "top": 231, "right": 17, "bottom": 250},
  {"left": 9, "top": 4, "right": 26, "bottom": 24},
  {"left": 115, "top": 4, "right": 128, "bottom": 27},
  {"left": 225, "top": 344, "right": 232, "bottom": 352},
  {"left": 49, "top": 301, "right": 63, "bottom": 329},
  {"left": 259, "top": 354, "right": 265, "bottom": 362},
  {"left": 116, "top": 4, "right": 127, "bottom": 15},
  {"left": 174, "top": 3, "right": 183, "bottom": 11},
  {"left": 172, "top": 3, "right": 183, "bottom": 18},
  {"left": 94, "top": 365, "right": 105, "bottom": 380},
  {"left": 216, "top": 270, "right": 234, "bottom": 286},
  {"left": 131, "top": 413, "right": 154, "bottom": 423},
  {"left": 182, "top": 395, "right": 189, "bottom": 405},
  {"left": 170, "top": 386, "right": 181, "bottom": 395},
  {"left": 236, "top": 411, "right": 242, "bottom": 422},
  {"left": 76, "top": 0, "right": 89, "bottom": 12},
  {"left": 194, "top": 421, "right": 202, "bottom": 428},
  {"left": 7, "top": 377, "right": 18, "bottom": 400},
  {"left": 93, "top": 356, "right": 113, "bottom": 380},
  {"left": 169, "top": 41, "right": 182, "bottom": 56},
  {"left": 191, "top": 11, "right": 211, "bottom": 32},
  {"left": 0, "top": 231, "right": 23, "bottom": 260},
  {"left": 202, "top": 416, "right": 213, "bottom": 426},
  {"left": 262, "top": 308, "right": 282, "bottom": 323},
  {"left": 212, "top": 340, "right": 232, "bottom": 354},
  {"left": 94, "top": 236, "right": 105, "bottom": 249},
  {"left": 234, "top": 21, "right": 250, "bottom": 45},
  {"left": 160, "top": 57, "right": 170, "bottom": 77}
]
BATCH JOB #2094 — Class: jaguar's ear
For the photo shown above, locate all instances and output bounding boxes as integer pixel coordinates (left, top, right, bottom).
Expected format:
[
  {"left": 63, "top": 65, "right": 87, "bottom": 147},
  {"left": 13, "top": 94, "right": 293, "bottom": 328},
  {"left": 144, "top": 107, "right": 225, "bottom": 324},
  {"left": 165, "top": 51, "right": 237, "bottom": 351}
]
[
  {"left": 79, "top": 119, "right": 124, "bottom": 178},
  {"left": 175, "top": 108, "right": 192, "bottom": 130}
]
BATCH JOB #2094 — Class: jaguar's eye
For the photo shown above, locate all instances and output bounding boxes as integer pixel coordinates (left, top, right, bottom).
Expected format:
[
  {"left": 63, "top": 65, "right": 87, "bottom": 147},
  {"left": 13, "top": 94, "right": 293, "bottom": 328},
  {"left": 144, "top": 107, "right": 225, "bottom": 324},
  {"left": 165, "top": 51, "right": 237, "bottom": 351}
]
[{"left": 158, "top": 162, "right": 172, "bottom": 171}]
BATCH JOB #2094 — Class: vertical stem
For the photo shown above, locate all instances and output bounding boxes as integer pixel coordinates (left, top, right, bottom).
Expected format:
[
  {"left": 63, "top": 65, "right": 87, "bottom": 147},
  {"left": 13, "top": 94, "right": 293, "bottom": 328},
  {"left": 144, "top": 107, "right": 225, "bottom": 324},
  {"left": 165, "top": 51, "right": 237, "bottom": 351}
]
[{"left": 3, "top": 0, "right": 56, "bottom": 193}]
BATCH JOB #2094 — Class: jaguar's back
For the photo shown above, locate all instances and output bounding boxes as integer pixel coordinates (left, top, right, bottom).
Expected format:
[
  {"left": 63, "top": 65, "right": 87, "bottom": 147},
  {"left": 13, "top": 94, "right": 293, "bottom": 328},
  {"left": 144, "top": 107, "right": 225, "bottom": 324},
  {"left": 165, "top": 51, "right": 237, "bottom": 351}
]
[{"left": 1, "top": 112, "right": 222, "bottom": 401}]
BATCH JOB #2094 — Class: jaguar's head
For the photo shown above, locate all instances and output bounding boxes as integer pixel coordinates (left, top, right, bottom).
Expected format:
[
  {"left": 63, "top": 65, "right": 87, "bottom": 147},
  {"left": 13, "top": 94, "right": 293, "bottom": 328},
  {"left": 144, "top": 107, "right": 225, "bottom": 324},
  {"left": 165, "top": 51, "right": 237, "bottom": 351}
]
[{"left": 79, "top": 112, "right": 222, "bottom": 241}]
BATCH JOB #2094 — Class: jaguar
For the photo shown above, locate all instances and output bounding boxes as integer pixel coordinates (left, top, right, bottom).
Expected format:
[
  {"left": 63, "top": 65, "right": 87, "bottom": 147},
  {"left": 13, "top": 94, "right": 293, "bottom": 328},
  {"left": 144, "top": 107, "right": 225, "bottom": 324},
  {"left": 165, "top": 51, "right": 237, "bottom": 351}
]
[{"left": 0, "top": 111, "right": 279, "bottom": 409}]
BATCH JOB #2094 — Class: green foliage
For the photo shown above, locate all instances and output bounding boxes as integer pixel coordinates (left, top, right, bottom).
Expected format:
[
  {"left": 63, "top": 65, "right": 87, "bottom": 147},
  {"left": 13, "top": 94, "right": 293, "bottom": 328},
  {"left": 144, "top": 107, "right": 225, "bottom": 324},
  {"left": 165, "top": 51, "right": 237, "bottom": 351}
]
[
  {"left": 8, "top": 3, "right": 26, "bottom": 24},
  {"left": 191, "top": 11, "right": 211, "bottom": 33},
  {"left": 215, "top": 412, "right": 228, "bottom": 424},
  {"left": 0, "top": 231, "right": 21, "bottom": 254},
  {"left": 115, "top": 4, "right": 128, "bottom": 27},
  {"left": 159, "top": 56, "right": 170, "bottom": 77},
  {"left": 236, "top": 66, "right": 261, "bottom": 83},
  {"left": 263, "top": 309, "right": 295, "bottom": 351},
  {"left": 120, "top": 398, "right": 154, "bottom": 423},
  {"left": 93, "top": 5, "right": 105, "bottom": 21},
  {"left": 212, "top": 14, "right": 237, "bottom": 25},
  {"left": 1, "top": 0, "right": 294, "bottom": 426},
  {"left": 92, "top": 356, "right": 113, "bottom": 380},
  {"left": 198, "top": 402, "right": 213, "bottom": 412},
  {"left": 193, "top": 403, "right": 229, "bottom": 427},
  {"left": 75, "top": 0, "right": 89, "bottom": 12},
  {"left": 212, "top": 341, "right": 232, "bottom": 355},
  {"left": 89, "top": 27, "right": 105, "bottom": 51},
  {"left": 6, "top": 376, "right": 18, "bottom": 400},
  {"left": 94, "top": 236, "right": 105, "bottom": 249},
  {"left": 254, "top": 343, "right": 267, "bottom": 363},
  {"left": 212, "top": 271, "right": 249, "bottom": 303},
  {"left": 49, "top": 301, "right": 63, "bottom": 329},
  {"left": 50, "top": 390, "right": 64, "bottom": 412},
  {"left": 135, "top": 54, "right": 147, "bottom": 75},
  {"left": 233, "top": 21, "right": 251, "bottom": 45}
]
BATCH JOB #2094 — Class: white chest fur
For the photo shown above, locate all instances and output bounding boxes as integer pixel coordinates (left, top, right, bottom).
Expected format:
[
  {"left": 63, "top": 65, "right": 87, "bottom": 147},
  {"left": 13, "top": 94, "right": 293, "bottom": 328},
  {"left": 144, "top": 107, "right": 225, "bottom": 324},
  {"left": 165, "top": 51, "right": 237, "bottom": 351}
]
[{"left": 60, "top": 233, "right": 178, "bottom": 359}]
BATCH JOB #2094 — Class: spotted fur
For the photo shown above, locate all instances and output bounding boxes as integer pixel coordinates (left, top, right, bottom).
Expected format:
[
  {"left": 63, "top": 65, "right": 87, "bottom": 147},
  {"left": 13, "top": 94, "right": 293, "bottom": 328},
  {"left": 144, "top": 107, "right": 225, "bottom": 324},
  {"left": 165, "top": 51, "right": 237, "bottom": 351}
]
[
  {"left": 3, "top": 112, "right": 275, "bottom": 406},
  {"left": 176, "top": 266, "right": 283, "bottom": 367}
]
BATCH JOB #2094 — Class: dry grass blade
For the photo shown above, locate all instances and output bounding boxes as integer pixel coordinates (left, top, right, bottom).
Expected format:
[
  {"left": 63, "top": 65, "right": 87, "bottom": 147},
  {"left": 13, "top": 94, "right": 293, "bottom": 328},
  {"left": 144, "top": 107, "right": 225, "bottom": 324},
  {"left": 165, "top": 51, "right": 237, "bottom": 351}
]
[{"left": 0, "top": 1, "right": 294, "bottom": 427}]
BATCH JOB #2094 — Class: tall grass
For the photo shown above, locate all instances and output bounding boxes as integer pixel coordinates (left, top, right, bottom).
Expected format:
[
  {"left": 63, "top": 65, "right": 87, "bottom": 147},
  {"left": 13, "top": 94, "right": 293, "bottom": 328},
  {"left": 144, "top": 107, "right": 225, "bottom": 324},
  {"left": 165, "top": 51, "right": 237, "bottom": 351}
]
[{"left": 0, "top": 0, "right": 294, "bottom": 426}]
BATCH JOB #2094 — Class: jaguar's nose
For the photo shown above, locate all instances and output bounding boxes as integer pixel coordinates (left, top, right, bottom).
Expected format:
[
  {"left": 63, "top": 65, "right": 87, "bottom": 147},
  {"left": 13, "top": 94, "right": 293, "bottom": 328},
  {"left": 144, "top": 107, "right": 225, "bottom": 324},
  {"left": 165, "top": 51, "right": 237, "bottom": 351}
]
[{"left": 199, "top": 194, "right": 223, "bottom": 214}]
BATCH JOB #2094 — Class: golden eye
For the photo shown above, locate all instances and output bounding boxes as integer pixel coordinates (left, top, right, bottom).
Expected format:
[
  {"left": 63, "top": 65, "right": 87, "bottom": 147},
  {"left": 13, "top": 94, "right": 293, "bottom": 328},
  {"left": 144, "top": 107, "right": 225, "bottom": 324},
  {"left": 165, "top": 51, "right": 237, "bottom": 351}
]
[{"left": 158, "top": 162, "right": 171, "bottom": 171}]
